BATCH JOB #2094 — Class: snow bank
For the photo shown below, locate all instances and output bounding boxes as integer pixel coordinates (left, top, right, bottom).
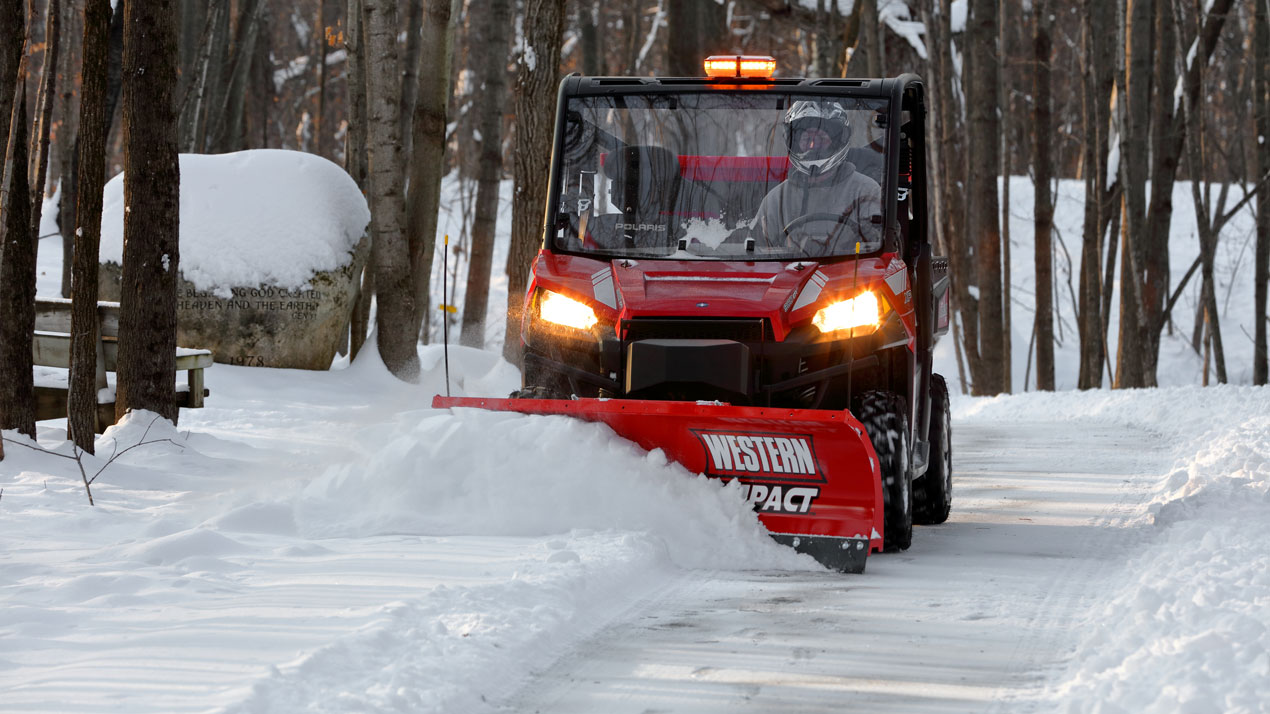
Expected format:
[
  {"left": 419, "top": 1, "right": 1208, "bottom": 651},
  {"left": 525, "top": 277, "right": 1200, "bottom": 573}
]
[
  {"left": 100, "top": 150, "right": 370, "bottom": 294},
  {"left": 957, "top": 387, "right": 1270, "bottom": 713},
  {"left": 293, "top": 405, "right": 811, "bottom": 571}
]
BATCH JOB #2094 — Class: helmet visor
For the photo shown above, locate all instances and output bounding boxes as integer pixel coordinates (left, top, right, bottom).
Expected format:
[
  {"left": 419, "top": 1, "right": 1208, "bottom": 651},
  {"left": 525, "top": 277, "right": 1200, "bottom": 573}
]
[{"left": 788, "top": 117, "right": 848, "bottom": 163}]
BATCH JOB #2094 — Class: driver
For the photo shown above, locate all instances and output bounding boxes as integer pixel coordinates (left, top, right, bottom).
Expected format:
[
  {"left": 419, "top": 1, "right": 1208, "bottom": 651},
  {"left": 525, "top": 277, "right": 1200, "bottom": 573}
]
[{"left": 755, "top": 101, "right": 882, "bottom": 255}]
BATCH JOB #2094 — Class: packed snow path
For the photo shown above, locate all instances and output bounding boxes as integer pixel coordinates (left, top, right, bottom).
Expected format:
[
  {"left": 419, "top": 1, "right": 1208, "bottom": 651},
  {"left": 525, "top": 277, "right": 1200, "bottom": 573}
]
[
  {"left": 3, "top": 355, "right": 1266, "bottom": 713},
  {"left": 506, "top": 420, "right": 1156, "bottom": 713}
]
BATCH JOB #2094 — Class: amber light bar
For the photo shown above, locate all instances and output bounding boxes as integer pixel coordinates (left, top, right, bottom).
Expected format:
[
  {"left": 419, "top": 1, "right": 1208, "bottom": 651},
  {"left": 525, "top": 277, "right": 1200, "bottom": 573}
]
[{"left": 703, "top": 55, "right": 777, "bottom": 79}]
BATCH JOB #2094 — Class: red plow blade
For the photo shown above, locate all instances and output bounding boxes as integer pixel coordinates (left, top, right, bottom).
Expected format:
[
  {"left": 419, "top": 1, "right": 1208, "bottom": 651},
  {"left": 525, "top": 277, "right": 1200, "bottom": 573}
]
[{"left": 432, "top": 396, "right": 885, "bottom": 572}]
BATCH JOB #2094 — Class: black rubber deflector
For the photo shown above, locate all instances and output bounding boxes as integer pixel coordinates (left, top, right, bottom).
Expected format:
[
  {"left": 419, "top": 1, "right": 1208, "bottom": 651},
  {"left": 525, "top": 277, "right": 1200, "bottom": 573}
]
[{"left": 770, "top": 533, "right": 870, "bottom": 574}]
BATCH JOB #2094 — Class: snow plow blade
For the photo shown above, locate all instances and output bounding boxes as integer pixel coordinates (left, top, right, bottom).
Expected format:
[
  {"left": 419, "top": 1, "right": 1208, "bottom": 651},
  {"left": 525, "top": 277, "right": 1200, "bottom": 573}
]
[{"left": 432, "top": 396, "right": 885, "bottom": 573}]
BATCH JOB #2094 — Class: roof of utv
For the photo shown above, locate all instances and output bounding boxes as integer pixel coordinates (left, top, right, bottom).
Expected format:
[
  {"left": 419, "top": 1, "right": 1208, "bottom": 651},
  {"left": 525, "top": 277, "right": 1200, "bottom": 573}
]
[{"left": 559, "top": 74, "right": 922, "bottom": 101}]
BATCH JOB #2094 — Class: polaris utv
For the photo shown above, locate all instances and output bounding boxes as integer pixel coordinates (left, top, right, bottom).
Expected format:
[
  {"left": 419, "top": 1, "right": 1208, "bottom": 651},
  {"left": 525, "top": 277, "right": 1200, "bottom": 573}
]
[{"left": 435, "top": 58, "right": 952, "bottom": 573}]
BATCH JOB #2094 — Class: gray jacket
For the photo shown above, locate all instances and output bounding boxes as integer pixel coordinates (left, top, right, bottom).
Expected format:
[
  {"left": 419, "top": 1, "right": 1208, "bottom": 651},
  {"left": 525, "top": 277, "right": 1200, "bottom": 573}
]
[{"left": 755, "top": 162, "right": 883, "bottom": 256}]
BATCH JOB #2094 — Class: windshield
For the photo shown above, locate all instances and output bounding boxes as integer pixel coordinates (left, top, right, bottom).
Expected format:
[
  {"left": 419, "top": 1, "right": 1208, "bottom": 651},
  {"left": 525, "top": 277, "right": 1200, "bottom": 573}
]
[{"left": 554, "top": 93, "right": 889, "bottom": 261}]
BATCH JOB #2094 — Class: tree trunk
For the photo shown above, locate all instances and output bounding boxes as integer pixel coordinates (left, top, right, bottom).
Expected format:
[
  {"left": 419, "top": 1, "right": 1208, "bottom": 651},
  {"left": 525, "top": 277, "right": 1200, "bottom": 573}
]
[
  {"left": 1114, "top": 0, "right": 1152, "bottom": 389},
  {"left": 459, "top": 0, "right": 512, "bottom": 350},
  {"left": 405, "top": 0, "right": 460, "bottom": 344},
  {"left": 314, "top": 0, "right": 329, "bottom": 157},
  {"left": 1031, "top": 0, "right": 1054, "bottom": 391},
  {"left": 363, "top": 0, "right": 420, "bottom": 380},
  {"left": 28, "top": 0, "right": 61, "bottom": 259},
  {"left": 1255, "top": 0, "right": 1269, "bottom": 386},
  {"left": 1077, "top": 0, "right": 1114, "bottom": 389},
  {"left": 0, "top": 0, "right": 24, "bottom": 172},
  {"left": 578, "top": 2, "right": 601, "bottom": 75},
  {"left": 844, "top": 0, "right": 878, "bottom": 78},
  {"left": 68, "top": 0, "right": 112, "bottom": 452},
  {"left": 668, "top": 0, "right": 725, "bottom": 77},
  {"left": 57, "top": 0, "right": 81, "bottom": 299},
  {"left": 932, "top": 0, "right": 978, "bottom": 393},
  {"left": 345, "top": 0, "right": 370, "bottom": 359},
  {"left": 104, "top": 0, "right": 124, "bottom": 139},
  {"left": 0, "top": 83, "right": 36, "bottom": 438},
  {"left": 965, "top": 0, "right": 1004, "bottom": 395},
  {"left": 116, "top": 0, "right": 180, "bottom": 424},
  {"left": 176, "top": 0, "right": 228, "bottom": 153},
  {"left": 208, "top": 0, "right": 266, "bottom": 153},
  {"left": 399, "top": 0, "right": 424, "bottom": 160},
  {"left": 998, "top": 0, "right": 1012, "bottom": 393},
  {"left": 1138, "top": 0, "right": 1177, "bottom": 386},
  {"left": 503, "top": 0, "right": 565, "bottom": 365}
]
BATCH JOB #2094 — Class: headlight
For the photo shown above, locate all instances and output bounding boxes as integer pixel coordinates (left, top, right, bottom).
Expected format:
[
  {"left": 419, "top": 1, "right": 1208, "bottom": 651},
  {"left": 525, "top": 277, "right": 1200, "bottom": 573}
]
[
  {"left": 812, "top": 290, "right": 882, "bottom": 336},
  {"left": 539, "top": 290, "right": 598, "bottom": 330}
]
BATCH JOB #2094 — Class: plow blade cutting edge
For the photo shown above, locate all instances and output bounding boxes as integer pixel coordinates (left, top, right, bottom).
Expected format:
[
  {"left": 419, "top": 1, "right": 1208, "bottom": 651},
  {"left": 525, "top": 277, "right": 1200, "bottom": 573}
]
[{"left": 431, "top": 396, "right": 886, "bottom": 573}]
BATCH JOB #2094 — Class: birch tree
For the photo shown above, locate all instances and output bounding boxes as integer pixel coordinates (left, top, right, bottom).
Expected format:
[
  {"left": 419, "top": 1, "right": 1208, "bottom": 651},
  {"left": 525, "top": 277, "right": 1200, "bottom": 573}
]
[{"left": 363, "top": 0, "right": 420, "bottom": 379}]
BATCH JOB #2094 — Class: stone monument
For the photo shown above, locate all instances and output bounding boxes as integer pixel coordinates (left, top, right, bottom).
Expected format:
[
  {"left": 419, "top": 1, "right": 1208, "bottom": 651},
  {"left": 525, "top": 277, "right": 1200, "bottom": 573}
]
[{"left": 98, "top": 150, "right": 372, "bottom": 370}]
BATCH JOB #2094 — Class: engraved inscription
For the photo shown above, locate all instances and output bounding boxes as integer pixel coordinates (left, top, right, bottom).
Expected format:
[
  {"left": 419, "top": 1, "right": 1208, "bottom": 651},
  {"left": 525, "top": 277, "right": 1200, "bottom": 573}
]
[{"left": 177, "top": 286, "right": 324, "bottom": 322}]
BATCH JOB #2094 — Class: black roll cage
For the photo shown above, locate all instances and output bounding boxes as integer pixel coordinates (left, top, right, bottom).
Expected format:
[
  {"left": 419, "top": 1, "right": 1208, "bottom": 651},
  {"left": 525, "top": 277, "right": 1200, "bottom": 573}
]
[{"left": 537, "top": 73, "right": 928, "bottom": 263}]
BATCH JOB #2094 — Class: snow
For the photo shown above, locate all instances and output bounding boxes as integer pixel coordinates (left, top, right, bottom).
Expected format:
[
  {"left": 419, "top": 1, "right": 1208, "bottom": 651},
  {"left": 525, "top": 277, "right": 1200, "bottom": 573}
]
[
  {"left": 99, "top": 150, "right": 370, "bottom": 296},
  {"left": 9, "top": 160, "right": 1270, "bottom": 711}
]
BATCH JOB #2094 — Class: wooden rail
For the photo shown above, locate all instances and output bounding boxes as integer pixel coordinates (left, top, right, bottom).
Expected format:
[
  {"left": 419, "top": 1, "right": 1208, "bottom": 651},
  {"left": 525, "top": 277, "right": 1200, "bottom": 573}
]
[{"left": 32, "top": 298, "right": 212, "bottom": 432}]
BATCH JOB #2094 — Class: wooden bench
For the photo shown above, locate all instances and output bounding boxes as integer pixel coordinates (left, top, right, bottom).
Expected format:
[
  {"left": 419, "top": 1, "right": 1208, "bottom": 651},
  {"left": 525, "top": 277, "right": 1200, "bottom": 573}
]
[{"left": 32, "top": 297, "right": 213, "bottom": 432}]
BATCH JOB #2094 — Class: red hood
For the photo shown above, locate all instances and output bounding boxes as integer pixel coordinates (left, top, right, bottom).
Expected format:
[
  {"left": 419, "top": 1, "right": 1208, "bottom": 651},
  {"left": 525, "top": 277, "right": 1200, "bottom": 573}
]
[{"left": 528, "top": 252, "right": 908, "bottom": 342}]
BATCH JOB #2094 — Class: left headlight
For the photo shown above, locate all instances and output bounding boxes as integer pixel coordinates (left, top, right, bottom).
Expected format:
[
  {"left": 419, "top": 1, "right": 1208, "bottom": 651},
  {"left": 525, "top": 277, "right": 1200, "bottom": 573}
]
[
  {"left": 812, "top": 290, "right": 882, "bottom": 336},
  {"left": 539, "top": 289, "right": 598, "bottom": 330}
]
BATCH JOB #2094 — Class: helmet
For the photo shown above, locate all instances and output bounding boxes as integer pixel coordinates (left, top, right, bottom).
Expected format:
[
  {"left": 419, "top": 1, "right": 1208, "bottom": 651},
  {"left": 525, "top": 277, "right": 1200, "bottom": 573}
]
[{"left": 783, "top": 101, "right": 852, "bottom": 176}]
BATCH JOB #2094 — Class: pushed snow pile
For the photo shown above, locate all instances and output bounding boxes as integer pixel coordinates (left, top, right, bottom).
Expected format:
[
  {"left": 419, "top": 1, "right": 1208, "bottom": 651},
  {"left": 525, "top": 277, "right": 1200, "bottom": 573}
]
[
  {"left": 964, "top": 387, "right": 1270, "bottom": 713},
  {"left": 293, "top": 405, "right": 812, "bottom": 572},
  {"left": 100, "top": 150, "right": 369, "bottom": 293}
]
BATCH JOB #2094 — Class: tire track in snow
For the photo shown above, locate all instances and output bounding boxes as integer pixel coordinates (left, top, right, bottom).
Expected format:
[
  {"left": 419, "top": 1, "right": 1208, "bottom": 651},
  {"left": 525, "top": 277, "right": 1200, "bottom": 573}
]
[{"left": 503, "top": 419, "right": 1169, "bottom": 713}]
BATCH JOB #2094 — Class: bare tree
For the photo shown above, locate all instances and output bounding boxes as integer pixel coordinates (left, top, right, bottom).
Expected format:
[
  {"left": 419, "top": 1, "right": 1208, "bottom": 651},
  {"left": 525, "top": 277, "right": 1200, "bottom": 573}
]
[
  {"left": 1113, "top": 0, "right": 1153, "bottom": 388},
  {"left": 964, "top": 0, "right": 1005, "bottom": 395},
  {"left": 399, "top": 0, "right": 424, "bottom": 159},
  {"left": 1256, "top": 0, "right": 1269, "bottom": 386},
  {"left": 1031, "top": 0, "right": 1054, "bottom": 391},
  {"left": 459, "top": 0, "right": 513, "bottom": 349},
  {"left": 405, "top": 0, "right": 460, "bottom": 343},
  {"left": 1076, "top": 0, "right": 1115, "bottom": 389},
  {"left": 115, "top": 0, "right": 180, "bottom": 423},
  {"left": 68, "top": 0, "right": 112, "bottom": 452},
  {"left": 503, "top": 0, "right": 565, "bottom": 365},
  {"left": 667, "top": 0, "right": 726, "bottom": 76},
  {"left": 0, "top": 0, "right": 24, "bottom": 162},
  {"left": 28, "top": 0, "right": 61, "bottom": 262},
  {"left": 344, "top": 0, "right": 371, "bottom": 359},
  {"left": 0, "top": 63, "right": 36, "bottom": 438},
  {"left": 57, "top": 0, "right": 83, "bottom": 300},
  {"left": 363, "top": 0, "right": 420, "bottom": 379}
]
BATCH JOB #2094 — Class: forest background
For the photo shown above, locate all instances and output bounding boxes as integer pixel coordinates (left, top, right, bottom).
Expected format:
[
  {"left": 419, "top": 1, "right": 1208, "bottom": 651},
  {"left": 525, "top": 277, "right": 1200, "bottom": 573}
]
[{"left": 0, "top": 0, "right": 1268, "bottom": 460}]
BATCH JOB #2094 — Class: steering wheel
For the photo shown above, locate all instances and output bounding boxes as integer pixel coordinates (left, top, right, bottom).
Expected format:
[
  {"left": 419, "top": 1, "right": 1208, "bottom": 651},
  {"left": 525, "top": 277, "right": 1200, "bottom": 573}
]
[{"left": 782, "top": 212, "right": 853, "bottom": 237}]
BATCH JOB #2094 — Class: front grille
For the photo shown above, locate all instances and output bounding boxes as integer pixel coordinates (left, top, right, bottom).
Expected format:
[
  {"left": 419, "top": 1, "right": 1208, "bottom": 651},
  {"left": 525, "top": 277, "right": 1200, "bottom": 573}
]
[{"left": 622, "top": 318, "right": 769, "bottom": 343}]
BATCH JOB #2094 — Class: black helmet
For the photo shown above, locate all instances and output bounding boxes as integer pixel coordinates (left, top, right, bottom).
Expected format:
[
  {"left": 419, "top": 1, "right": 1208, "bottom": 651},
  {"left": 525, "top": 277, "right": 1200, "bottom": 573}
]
[{"left": 783, "top": 101, "right": 852, "bottom": 176}]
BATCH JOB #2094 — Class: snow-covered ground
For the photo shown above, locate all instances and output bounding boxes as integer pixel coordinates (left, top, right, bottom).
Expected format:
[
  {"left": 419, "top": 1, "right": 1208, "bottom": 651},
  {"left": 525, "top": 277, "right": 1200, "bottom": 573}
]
[{"left": 4, "top": 166, "right": 1267, "bottom": 712}]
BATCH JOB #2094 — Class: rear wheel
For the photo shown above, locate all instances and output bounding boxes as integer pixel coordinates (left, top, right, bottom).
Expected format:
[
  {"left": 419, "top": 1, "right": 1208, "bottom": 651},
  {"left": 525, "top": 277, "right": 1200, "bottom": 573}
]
[
  {"left": 914, "top": 373, "right": 952, "bottom": 524},
  {"left": 856, "top": 391, "right": 913, "bottom": 552}
]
